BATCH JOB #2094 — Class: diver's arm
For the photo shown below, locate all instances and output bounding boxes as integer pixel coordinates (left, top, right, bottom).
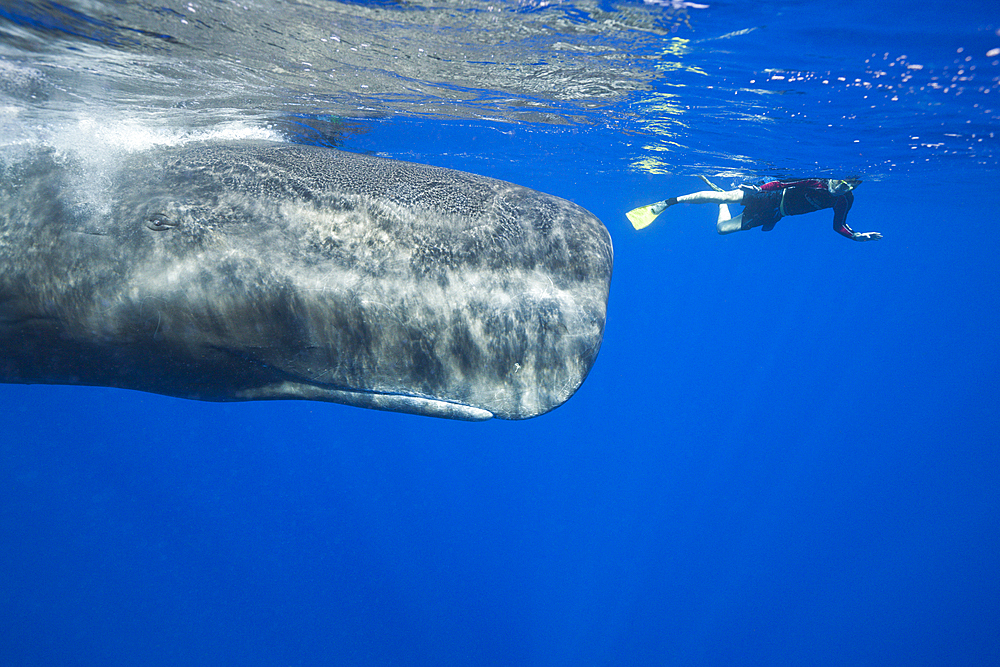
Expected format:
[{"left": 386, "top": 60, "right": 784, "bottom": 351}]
[{"left": 832, "top": 192, "right": 881, "bottom": 241}]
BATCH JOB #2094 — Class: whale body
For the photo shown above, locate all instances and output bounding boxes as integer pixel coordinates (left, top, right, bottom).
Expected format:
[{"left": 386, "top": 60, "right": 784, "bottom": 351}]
[{"left": 0, "top": 142, "right": 612, "bottom": 420}]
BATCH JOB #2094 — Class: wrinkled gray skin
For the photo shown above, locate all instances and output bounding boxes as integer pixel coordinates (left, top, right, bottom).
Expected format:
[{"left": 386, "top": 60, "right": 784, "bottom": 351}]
[{"left": 0, "top": 142, "right": 612, "bottom": 420}]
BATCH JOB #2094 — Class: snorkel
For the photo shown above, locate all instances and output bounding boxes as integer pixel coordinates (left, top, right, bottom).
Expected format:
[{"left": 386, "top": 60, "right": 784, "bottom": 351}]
[{"left": 828, "top": 178, "right": 862, "bottom": 194}]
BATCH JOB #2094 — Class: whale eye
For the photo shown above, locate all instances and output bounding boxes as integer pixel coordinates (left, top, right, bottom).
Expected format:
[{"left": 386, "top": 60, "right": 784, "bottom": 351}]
[{"left": 145, "top": 212, "right": 179, "bottom": 231}]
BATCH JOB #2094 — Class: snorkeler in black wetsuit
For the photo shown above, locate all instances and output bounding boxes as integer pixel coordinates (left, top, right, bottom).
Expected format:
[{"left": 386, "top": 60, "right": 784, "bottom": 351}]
[{"left": 627, "top": 177, "right": 883, "bottom": 241}]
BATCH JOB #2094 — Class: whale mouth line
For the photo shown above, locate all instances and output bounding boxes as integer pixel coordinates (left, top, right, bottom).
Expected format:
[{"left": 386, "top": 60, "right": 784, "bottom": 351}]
[
  {"left": 287, "top": 373, "right": 497, "bottom": 421},
  {"left": 240, "top": 378, "right": 496, "bottom": 421},
  {"left": 215, "top": 345, "right": 495, "bottom": 420}
]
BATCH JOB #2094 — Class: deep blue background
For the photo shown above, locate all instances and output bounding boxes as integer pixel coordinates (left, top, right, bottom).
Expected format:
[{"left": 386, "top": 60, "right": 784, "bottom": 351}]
[{"left": 2, "top": 2, "right": 999, "bottom": 666}]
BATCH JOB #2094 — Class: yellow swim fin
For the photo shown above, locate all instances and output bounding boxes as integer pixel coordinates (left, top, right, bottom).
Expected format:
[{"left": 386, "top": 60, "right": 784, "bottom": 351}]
[{"left": 627, "top": 201, "right": 668, "bottom": 230}]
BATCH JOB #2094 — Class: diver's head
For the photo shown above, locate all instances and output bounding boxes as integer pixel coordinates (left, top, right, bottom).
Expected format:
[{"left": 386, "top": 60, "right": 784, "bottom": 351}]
[{"left": 828, "top": 177, "right": 862, "bottom": 194}]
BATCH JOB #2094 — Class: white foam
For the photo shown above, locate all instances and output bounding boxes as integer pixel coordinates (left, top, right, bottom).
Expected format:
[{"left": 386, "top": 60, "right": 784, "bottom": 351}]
[
  {"left": 0, "top": 103, "right": 281, "bottom": 170},
  {"left": 49, "top": 114, "right": 280, "bottom": 159},
  {"left": 0, "top": 109, "right": 281, "bottom": 221}
]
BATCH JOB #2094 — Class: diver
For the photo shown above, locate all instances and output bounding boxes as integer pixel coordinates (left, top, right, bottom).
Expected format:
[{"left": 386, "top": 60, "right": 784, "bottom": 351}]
[{"left": 627, "top": 176, "right": 883, "bottom": 241}]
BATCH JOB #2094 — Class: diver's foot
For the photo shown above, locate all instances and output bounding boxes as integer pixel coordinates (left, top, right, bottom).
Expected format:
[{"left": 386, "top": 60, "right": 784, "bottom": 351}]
[{"left": 651, "top": 197, "right": 677, "bottom": 215}]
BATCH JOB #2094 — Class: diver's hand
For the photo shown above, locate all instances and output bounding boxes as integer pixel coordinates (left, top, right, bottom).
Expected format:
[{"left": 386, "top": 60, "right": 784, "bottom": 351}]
[{"left": 852, "top": 231, "right": 883, "bottom": 241}]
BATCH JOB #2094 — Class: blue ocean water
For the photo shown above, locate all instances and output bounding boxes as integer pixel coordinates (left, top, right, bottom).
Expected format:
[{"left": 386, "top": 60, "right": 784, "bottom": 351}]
[{"left": 1, "top": 1, "right": 998, "bottom": 666}]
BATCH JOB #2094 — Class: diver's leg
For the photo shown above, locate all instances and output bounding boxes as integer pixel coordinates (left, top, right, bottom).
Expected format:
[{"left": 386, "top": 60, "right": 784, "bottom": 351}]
[
  {"left": 674, "top": 189, "right": 744, "bottom": 233},
  {"left": 717, "top": 212, "right": 744, "bottom": 234},
  {"left": 675, "top": 189, "right": 744, "bottom": 205}
]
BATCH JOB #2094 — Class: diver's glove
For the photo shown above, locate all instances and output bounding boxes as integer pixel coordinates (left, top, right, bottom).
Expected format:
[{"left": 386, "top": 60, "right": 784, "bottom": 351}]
[{"left": 852, "top": 231, "right": 883, "bottom": 241}]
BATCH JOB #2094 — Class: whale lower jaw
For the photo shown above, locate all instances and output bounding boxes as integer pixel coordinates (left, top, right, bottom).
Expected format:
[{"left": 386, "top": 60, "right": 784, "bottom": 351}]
[{"left": 234, "top": 382, "right": 495, "bottom": 421}]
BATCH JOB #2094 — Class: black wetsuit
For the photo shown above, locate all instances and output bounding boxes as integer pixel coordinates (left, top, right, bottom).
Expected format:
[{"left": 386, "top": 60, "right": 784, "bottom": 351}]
[{"left": 740, "top": 179, "right": 856, "bottom": 239}]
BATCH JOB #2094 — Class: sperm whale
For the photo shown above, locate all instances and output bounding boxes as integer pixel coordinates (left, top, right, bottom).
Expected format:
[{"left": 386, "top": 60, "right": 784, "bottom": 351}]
[{"left": 0, "top": 141, "right": 612, "bottom": 420}]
